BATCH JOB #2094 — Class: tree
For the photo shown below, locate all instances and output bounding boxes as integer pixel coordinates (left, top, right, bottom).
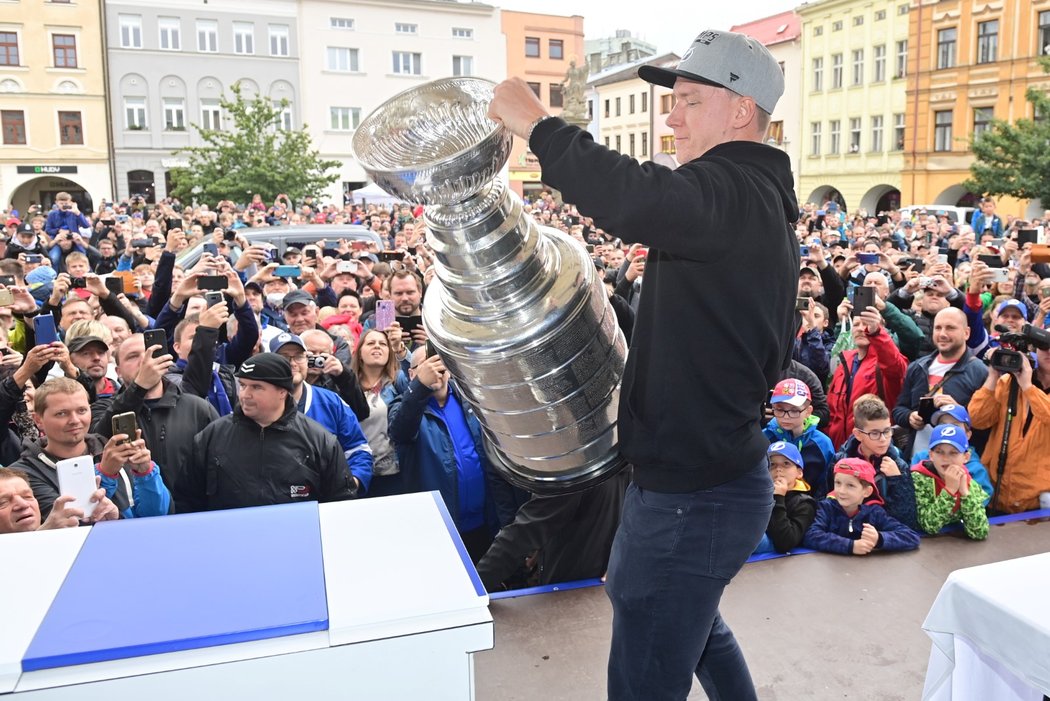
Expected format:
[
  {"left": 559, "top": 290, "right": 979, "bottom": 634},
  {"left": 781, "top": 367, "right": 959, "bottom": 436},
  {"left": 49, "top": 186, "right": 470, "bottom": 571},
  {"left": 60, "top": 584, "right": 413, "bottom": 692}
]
[
  {"left": 168, "top": 83, "right": 340, "bottom": 206},
  {"left": 964, "top": 57, "right": 1050, "bottom": 207}
]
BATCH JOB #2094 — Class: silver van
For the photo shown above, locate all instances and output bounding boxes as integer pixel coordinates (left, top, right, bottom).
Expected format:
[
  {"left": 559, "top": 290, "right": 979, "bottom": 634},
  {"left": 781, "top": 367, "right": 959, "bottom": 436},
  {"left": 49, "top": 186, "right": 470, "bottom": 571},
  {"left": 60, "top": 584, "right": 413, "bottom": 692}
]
[{"left": 174, "top": 225, "right": 384, "bottom": 269}]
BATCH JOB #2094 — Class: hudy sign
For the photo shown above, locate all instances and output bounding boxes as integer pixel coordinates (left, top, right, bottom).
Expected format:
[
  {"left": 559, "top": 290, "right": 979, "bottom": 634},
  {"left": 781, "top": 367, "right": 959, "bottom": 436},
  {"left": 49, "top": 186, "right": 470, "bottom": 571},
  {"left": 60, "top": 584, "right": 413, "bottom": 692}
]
[{"left": 16, "top": 165, "right": 78, "bottom": 174}]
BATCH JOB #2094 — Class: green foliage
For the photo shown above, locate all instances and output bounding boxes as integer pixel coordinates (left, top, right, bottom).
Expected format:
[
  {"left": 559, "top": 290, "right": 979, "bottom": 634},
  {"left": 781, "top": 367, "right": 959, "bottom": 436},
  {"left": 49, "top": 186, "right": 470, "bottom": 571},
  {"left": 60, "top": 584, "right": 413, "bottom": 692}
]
[
  {"left": 964, "top": 57, "right": 1050, "bottom": 207},
  {"left": 168, "top": 83, "right": 340, "bottom": 205}
]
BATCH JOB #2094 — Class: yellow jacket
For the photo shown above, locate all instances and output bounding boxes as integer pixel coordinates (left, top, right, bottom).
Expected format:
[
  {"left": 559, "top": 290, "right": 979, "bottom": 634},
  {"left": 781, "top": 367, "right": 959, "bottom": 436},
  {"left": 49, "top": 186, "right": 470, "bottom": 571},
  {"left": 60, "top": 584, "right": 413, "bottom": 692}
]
[{"left": 968, "top": 378, "right": 1050, "bottom": 513}]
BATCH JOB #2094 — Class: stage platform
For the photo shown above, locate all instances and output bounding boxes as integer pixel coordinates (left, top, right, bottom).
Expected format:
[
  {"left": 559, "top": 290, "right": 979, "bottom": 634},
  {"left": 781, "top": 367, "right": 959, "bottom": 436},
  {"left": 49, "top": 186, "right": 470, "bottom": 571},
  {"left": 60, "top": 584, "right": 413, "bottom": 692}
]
[{"left": 475, "top": 516, "right": 1050, "bottom": 700}]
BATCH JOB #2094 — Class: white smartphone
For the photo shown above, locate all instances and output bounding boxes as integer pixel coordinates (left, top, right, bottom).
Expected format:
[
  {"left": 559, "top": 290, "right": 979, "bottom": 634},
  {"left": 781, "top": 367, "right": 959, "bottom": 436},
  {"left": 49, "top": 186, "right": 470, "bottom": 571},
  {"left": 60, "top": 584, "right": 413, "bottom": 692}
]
[
  {"left": 989, "top": 268, "right": 1011, "bottom": 284},
  {"left": 935, "top": 254, "right": 949, "bottom": 265},
  {"left": 56, "top": 456, "right": 98, "bottom": 520}
]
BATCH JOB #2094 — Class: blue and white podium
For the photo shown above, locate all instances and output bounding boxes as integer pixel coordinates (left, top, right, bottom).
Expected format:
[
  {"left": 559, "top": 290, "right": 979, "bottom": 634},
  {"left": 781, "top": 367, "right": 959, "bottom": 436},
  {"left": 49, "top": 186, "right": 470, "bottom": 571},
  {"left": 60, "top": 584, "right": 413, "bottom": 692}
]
[{"left": 1, "top": 492, "right": 493, "bottom": 700}]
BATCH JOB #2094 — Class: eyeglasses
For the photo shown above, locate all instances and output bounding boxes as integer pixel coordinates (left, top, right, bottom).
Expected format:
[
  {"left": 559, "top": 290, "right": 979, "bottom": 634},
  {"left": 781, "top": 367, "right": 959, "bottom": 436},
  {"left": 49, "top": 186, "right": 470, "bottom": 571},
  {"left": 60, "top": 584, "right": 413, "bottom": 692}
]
[
  {"left": 856, "top": 428, "right": 894, "bottom": 440},
  {"left": 771, "top": 406, "right": 807, "bottom": 418}
]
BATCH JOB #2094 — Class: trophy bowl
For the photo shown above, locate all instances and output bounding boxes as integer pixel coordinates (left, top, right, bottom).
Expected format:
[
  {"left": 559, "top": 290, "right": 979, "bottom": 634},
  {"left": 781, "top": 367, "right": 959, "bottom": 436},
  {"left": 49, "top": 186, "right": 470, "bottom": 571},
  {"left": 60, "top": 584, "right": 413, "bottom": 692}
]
[{"left": 351, "top": 77, "right": 513, "bottom": 205}]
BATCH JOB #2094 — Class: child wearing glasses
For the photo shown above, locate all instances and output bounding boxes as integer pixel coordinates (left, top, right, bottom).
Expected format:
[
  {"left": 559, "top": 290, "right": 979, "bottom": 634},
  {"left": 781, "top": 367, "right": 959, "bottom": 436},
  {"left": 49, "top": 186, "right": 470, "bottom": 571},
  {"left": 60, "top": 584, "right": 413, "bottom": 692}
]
[
  {"left": 832, "top": 394, "right": 918, "bottom": 531},
  {"left": 753, "top": 441, "right": 817, "bottom": 555},
  {"left": 762, "top": 379, "right": 836, "bottom": 498},
  {"left": 911, "top": 424, "right": 990, "bottom": 540},
  {"left": 803, "top": 458, "right": 920, "bottom": 555}
]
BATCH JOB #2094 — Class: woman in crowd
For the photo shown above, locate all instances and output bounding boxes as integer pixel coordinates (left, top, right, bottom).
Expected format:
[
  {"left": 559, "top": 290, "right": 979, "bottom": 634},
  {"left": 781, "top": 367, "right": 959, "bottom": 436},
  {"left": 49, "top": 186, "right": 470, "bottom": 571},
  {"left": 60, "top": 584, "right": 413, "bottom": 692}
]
[{"left": 351, "top": 328, "right": 408, "bottom": 497}]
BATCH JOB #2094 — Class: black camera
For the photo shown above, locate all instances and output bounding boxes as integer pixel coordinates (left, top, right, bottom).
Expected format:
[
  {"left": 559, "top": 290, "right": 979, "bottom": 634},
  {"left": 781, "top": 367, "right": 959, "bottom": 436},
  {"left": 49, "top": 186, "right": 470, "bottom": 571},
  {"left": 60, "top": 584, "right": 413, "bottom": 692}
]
[
  {"left": 70, "top": 277, "right": 87, "bottom": 289},
  {"left": 307, "top": 354, "right": 326, "bottom": 369},
  {"left": 989, "top": 323, "right": 1050, "bottom": 373}
]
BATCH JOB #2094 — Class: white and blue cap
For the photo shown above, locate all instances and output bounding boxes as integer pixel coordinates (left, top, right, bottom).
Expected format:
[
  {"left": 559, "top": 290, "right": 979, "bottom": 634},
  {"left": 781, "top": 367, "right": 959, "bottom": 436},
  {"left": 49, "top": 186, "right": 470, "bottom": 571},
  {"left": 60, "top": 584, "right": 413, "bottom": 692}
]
[
  {"left": 995, "top": 299, "right": 1029, "bottom": 321},
  {"left": 638, "top": 30, "right": 785, "bottom": 114},
  {"left": 929, "top": 424, "right": 969, "bottom": 453},
  {"left": 931, "top": 403, "right": 971, "bottom": 427},
  {"left": 268, "top": 331, "right": 306, "bottom": 354},
  {"left": 767, "top": 441, "right": 804, "bottom": 469}
]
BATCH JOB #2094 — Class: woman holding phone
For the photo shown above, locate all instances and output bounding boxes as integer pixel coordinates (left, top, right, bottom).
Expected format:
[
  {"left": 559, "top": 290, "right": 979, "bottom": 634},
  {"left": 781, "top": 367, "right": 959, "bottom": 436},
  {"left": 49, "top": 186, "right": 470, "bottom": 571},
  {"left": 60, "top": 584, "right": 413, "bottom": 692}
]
[{"left": 351, "top": 329, "right": 408, "bottom": 497}]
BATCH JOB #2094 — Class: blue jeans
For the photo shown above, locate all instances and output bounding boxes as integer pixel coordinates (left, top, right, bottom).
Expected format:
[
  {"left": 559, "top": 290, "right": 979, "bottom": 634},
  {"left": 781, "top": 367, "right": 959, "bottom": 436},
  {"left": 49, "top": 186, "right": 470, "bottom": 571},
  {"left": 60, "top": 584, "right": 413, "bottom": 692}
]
[{"left": 606, "top": 460, "right": 773, "bottom": 701}]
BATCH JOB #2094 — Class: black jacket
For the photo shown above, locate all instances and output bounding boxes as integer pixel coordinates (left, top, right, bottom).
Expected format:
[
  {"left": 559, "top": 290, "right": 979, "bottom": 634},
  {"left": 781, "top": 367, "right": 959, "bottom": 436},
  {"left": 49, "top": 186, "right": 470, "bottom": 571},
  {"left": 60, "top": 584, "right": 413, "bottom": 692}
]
[
  {"left": 313, "top": 368, "right": 369, "bottom": 423},
  {"left": 767, "top": 489, "right": 817, "bottom": 553},
  {"left": 531, "top": 118, "right": 799, "bottom": 492},
  {"left": 176, "top": 399, "right": 356, "bottom": 512},
  {"left": 10, "top": 434, "right": 130, "bottom": 518},
  {"left": 91, "top": 379, "right": 218, "bottom": 494}
]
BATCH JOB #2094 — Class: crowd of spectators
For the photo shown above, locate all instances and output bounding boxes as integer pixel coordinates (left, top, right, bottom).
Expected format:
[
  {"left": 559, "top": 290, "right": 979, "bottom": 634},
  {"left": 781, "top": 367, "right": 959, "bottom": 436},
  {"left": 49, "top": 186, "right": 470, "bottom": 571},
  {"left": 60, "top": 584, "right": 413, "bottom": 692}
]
[{"left": 0, "top": 190, "right": 1048, "bottom": 588}]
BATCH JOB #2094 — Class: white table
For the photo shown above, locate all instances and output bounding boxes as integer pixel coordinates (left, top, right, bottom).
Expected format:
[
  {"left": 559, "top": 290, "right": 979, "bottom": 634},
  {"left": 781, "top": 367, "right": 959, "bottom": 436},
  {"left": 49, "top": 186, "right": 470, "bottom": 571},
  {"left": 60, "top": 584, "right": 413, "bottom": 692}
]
[
  {"left": 922, "top": 552, "right": 1050, "bottom": 701},
  {"left": 2, "top": 492, "right": 492, "bottom": 700}
]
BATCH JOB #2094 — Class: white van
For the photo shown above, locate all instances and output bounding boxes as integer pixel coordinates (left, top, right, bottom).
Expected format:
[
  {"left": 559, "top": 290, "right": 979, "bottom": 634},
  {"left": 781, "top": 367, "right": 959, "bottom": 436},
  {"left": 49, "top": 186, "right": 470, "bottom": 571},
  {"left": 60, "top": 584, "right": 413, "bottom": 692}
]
[{"left": 898, "top": 205, "right": 975, "bottom": 226}]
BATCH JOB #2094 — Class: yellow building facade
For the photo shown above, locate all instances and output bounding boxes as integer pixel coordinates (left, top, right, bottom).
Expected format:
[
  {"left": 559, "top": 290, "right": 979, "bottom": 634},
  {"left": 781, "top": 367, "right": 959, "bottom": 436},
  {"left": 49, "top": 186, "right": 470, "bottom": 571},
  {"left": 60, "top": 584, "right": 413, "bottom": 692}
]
[
  {"left": 901, "top": 0, "right": 1050, "bottom": 218},
  {"left": 797, "top": 0, "right": 912, "bottom": 214},
  {"left": 0, "top": 0, "right": 112, "bottom": 213}
]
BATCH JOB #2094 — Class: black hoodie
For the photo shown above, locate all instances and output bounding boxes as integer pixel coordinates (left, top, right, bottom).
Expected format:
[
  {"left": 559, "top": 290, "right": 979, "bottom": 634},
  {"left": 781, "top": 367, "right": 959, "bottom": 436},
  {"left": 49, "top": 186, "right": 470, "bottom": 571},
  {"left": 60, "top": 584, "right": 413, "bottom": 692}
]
[{"left": 531, "top": 118, "right": 799, "bottom": 492}]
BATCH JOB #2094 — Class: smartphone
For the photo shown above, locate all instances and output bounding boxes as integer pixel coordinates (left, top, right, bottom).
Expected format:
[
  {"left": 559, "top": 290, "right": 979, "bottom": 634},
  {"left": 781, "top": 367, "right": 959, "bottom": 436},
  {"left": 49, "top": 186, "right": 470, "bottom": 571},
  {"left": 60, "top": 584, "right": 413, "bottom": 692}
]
[
  {"left": 111, "top": 411, "right": 138, "bottom": 443},
  {"left": 379, "top": 250, "right": 405, "bottom": 262},
  {"left": 268, "top": 247, "right": 281, "bottom": 263},
  {"left": 131, "top": 238, "right": 153, "bottom": 248},
  {"left": 34, "top": 313, "right": 59, "bottom": 346},
  {"left": 396, "top": 315, "right": 423, "bottom": 338},
  {"left": 273, "top": 265, "right": 301, "bottom": 278},
  {"left": 988, "top": 268, "right": 1011, "bottom": 284},
  {"left": 203, "top": 243, "right": 218, "bottom": 256},
  {"left": 918, "top": 397, "right": 936, "bottom": 424},
  {"left": 799, "top": 246, "right": 810, "bottom": 257},
  {"left": 425, "top": 339, "right": 439, "bottom": 359},
  {"left": 853, "top": 286, "right": 876, "bottom": 313},
  {"left": 585, "top": 244, "right": 595, "bottom": 254},
  {"left": 989, "top": 238, "right": 1005, "bottom": 248},
  {"left": 204, "top": 291, "right": 225, "bottom": 308},
  {"left": 26, "top": 254, "right": 43, "bottom": 264},
  {"left": 198, "top": 275, "right": 228, "bottom": 291},
  {"left": 351, "top": 241, "right": 368, "bottom": 251},
  {"left": 978, "top": 254, "right": 1004, "bottom": 268},
  {"left": 0, "top": 289, "right": 12, "bottom": 307},
  {"left": 56, "top": 456, "right": 98, "bottom": 520},
  {"left": 0, "top": 275, "right": 15, "bottom": 287},
  {"left": 223, "top": 229, "right": 237, "bottom": 241},
  {"left": 104, "top": 277, "right": 123, "bottom": 296},
  {"left": 846, "top": 285, "right": 856, "bottom": 303},
  {"left": 143, "top": 328, "right": 167, "bottom": 358},
  {"left": 857, "top": 253, "right": 880, "bottom": 265},
  {"left": 337, "top": 260, "right": 358, "bottom": 274},
  {"left": 375, "top": 300, "right": 395, "bottom": 331},
  {"left": 935, "top": 253, "right": 949, "bottom": 265},
  {"left": 795, "top": 297, "right": 811, "bottom": 312}
]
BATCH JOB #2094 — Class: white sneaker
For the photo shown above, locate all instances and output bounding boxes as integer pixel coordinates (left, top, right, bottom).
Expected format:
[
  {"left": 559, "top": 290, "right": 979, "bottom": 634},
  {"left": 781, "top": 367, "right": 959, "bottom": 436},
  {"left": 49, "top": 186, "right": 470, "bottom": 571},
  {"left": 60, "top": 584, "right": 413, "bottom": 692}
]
[{"left": 1039, "top": 492, "right": 1050, "bottom": 510}]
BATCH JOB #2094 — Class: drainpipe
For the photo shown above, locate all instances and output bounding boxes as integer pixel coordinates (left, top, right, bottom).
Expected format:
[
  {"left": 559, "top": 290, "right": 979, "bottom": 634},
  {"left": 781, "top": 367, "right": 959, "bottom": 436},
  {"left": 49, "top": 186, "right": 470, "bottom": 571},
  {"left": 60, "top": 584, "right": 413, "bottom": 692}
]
[
  {"left": 909, "top": 1, "right": 922, "bottom": 203},
  {"left": 98, "top": 0, "right": 117, "bottom": 203}
]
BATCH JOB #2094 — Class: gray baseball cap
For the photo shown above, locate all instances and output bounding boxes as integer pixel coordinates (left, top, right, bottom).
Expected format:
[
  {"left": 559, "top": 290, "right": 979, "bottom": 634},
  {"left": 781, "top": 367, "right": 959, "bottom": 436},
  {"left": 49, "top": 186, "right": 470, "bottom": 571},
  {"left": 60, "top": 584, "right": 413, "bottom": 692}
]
[{"left": 639, "top": 30, "right": 784, "bottom": 114}]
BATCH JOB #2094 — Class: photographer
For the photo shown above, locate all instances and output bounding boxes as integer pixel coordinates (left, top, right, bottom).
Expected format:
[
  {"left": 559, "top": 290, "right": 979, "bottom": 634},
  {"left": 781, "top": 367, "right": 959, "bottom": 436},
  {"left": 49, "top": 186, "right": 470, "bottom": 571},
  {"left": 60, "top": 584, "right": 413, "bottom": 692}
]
[{"left": 968, "top": 332, "right": 1050, "bottom": 513}]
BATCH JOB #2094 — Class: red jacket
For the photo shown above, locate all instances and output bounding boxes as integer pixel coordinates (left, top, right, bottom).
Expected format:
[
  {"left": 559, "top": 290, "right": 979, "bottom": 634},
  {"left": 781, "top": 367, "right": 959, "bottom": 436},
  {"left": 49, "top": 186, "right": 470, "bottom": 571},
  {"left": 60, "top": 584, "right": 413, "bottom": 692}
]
[{"left": 826, "top": 328, "right": 908, "bottom": 448}]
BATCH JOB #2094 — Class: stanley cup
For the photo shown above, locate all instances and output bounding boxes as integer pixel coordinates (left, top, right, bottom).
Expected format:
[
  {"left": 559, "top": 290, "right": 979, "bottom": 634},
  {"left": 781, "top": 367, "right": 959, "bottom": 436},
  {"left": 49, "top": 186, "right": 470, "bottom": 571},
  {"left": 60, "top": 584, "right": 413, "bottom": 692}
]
[{"left": 352, "top": 78, "right": 627, "bottom": 494}]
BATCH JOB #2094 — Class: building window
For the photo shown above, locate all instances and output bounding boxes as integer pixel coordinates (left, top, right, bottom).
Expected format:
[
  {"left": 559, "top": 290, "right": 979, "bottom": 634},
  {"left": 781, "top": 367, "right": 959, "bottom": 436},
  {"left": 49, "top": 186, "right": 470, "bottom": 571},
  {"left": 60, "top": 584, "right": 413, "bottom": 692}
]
[
  {"left": 452, "top": 27, "right": 472, "bottom": 39},
  {"left": 549, "top": 39, "right": 563, "bottom": 59},
  {"left": 58, "top": 111, "right": 82, "bottom": 144},
  {"left": 899, "top": 4, "right": 910, "bottom": 15},
  {"left": 896, "top": 40, "right": 908, "bottom": 78},
  {"left": 976, "top": 20, "right": 998, "bottom": 64},
  {"left": 615, "top": 97, "right": 621, "bottom": 116},
  {"left": 641, "top": 131, "right": 648, "bottom": 156},
  {"left": 1040, "top": 11, "right": 1050, "bottom": 56},
  {"left": 163, "top": 99, "right": 186, "bottom": 130},
  {"left": 529, "top": 82, "right": 541, "bottom": 99},
  {"left": 875, "top": 9, "right": 886, "bottom": 21},
  {"left": 200, "top": 99, "right": 221, "bottom": 130},
  {"left": 392, "top": 51, "right": 421, "bottom": 75},
  {"left": 118, "top": 16, "right": 141, "bottom": 49},
  {"left": 811, "top": 121, "right": 822, "bottom": 155},
  {"left": 452, "top": 55, "right": 473, "bottom": 77},
  {"left": 273, "top": 101, "right": 292, "bottom": 130},
  {"left": 768, "top": 120, "right": 784, "bottom": 145},
  {"left": 234, "top": 23, "right": 254, "bottom": 54},
  {"left": 2, "top": 110, "right": 26, "bottom": 144},
  {"left": 52, "top": 34, "right": 77, "bottom": 68},
  {"left": 641, "top": 92, "right": 648, "bottom": 113},
  {"left": 973, "top": 106, "right": 993, "bottom": 137},
  {"left": 124, "top": 97, "right": 146, "bottom": 130},
  {"left": 0, "top": 32, "right": 18, "bottom": 66},
  {"left": 395, "top": 23, "right": 417, "bottom": 34},
  {"left": 851, "top": 49, "right": 864, "bottom": 86},
  {"left": 829, "top": 119, "right": 840, "bottom": 154},
  {"left": 934, "top": 110, "right": 953, "bottom": 151},
  {"left": 832, "top": 20, "right": 843, "bottom": 31},
  {"left": 873, "top": 45, "right": 886, "bottom": 82},
  {"left": 831, "top": 53, "right": 843, "bottom": 89},
  {"left": 330, "top": 106, "right": 360, "bottom": 131},
  {"left": 853, "top": 16, "right": 864, "bottom": 26},
  {"left": 550, "top": 83, "right": 563, "bottom": 108},
  {"left": 813, "top": 26, "right": 823, "bottom": 37},
  {"left": 326, "top": 47, "right": 359, "bottom": 72},
  {"left": 937, "top": 28, "right": 956, "bottom": 69},
  {"left": 158, "top": 17, "right": 181, "bottom": 51},
  {"left": 604, "top": 136, "right": 610, "bottom": 148},
  {"left": 812, "top": 57, "right": 823, "bottom": 91},
  {"left": 849, "top": 117, "right": 861, "bottom": 152},
  {"left": 894, "top": 113, "right": 905, "bottom": 150},
  {"left": 629, "top": 133, "right": 635, "bottom": 157},
  {"left": 197, "top": 20, "right": 218, "bottom": 52},
  {"left": 871, "top": 115, "right": 883, "bottom": 151},
  {"left": 660, "top": 94, "right": 672, "bottom": 114},
  {"left": 615, "top": 134, "right": 621, "bottom": 152},
  {"left": 629, "top": 94, "right": 635, "bottom": 114},
  {"left": 330, "top": 17, "right": 354, "bottom": 30},
  {"left": 525, "top": 36, "right": 540, "bottom": 58},
  {"left": 660, "top": 134, "right": 675, "bottom": 154},
  {"left": 269, "top": 25, "right": 289, "bottom": 57}
]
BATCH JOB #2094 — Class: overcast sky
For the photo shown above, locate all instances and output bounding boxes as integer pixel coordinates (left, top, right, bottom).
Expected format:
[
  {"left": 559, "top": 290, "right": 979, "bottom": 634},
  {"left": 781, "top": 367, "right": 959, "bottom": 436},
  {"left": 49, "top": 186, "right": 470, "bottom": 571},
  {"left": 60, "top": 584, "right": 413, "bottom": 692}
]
[{"left": 494, "top": 0, "right": 801, "bottom": 56}]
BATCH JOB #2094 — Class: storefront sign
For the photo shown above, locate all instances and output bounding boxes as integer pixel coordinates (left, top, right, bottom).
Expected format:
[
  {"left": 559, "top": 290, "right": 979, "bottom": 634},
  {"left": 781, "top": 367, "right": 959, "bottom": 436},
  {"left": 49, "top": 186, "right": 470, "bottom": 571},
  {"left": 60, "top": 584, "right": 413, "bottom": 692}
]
[{"left": 16, "top": 165, "right": 78, "bottom": 174}]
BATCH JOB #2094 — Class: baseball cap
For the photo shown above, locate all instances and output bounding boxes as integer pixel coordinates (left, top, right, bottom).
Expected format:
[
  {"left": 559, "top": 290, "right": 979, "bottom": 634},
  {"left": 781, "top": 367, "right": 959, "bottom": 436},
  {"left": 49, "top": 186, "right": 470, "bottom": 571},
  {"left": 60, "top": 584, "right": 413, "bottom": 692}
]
[
  {"left": 282, "top": 290, "right": 315, "bottom": 309},
  {"left": 832, "top": 458, "right": 884, "bottom": 505},
  {"left": 767, "top": 441, "right": 803, "bottom": 469},
  {"left": 268, "top": 331, "right": 306, "bottom": 354},
  {"left": 931, "top": 404, "right": 971, "bottom": 428},
  {"left": 770, "top": 378, "right": 811, "bottom": 408},
  {"left": 637, "top": 30, "right": 784, "bottom": 114},
  {"left": 995, "top": 299, "right": 1028, "bottom": 321},
  {"left": 66, "top": 335, "right": 109, "bottom": 353},
  {"left": 799, "top": 266, "right": 820, "bottom": 278},
  {"left": 235, "top": 352, "right": 294, "bottom": 393},
  {"left": 244, "top": 280, "right": 263, "bottom": 294},
  {"left": 928, "top": 424, "right": 969, "bottom": 453},
  {"left": 5, "top": 217, "right": 20, "bottom": 227},
  {"left": 360, "top": 253, "right": 379, "bottom": 264}
]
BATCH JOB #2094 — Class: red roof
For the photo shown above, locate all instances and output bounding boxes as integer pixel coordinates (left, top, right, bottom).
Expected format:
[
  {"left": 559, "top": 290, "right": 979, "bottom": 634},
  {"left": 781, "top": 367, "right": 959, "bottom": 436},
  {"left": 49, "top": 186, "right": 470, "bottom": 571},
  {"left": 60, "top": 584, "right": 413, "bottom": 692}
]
[{"left": 730, "top": 10, "right": 801, "bottom": 47}]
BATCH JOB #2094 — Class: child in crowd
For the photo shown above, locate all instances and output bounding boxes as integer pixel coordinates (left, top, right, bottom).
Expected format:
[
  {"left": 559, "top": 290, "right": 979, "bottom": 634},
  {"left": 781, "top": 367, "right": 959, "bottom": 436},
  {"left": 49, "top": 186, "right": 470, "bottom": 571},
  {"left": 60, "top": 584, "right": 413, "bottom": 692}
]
[
  {"left": 763, "top": 378, "right": 836, "bottom": 498},
  {"left": 832, "top": 394, "right": 918, "bottom": 531},
  {"left": 803, "top": 458, "right": 921, "bottom": 555},
  {"left": 908, "top": 404, "right": 994, "bottom": 506},
  {"left": 753, "top": 442, "right": 817, "bottom": 555},
  {"left": 911, "top": 425, "right": 990, "bottom": 540}
]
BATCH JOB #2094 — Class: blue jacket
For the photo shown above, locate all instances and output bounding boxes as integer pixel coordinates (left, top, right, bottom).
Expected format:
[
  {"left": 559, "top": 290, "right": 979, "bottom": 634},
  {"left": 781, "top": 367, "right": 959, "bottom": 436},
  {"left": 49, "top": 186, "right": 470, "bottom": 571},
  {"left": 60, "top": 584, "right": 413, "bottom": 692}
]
[
  {"left": 794, "top": 329, "right": 832, "bottom": 383},
  {"left": 833, "top": 438, "right": 919, "bottom": 532},
  {"left": 763, "top": 415, "right": 836, "bottom": 499},
  {"left": 970, "top": 211, "right": 1003, "bottom": 236},
  {"left": 98, "top": 462, "right": 171, "bottom": 518},
  {"left": 298, "top": 383, "right": 374, "bottom": 493},
  {"left": 45, "top": 208, "right": 90, "bottom": 236},
  {"left": 803, "top": 500, "right": 920, "bottom": 554},
  {"left": 910, "top": 449, "right": 994, "bottom": 506}
]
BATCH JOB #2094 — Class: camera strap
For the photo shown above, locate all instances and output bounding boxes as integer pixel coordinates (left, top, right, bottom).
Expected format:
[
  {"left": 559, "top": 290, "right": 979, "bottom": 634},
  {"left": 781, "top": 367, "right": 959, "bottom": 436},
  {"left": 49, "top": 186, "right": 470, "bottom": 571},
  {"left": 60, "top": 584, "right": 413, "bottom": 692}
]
[{"left": 991, "top": 377, "right": 1020, "bottom": 513}]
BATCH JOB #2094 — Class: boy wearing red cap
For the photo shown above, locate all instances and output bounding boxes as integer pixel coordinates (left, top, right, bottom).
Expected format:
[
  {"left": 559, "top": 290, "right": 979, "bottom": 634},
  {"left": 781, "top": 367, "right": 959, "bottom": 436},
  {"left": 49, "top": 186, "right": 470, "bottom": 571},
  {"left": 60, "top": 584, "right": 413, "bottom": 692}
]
[
  {"left": 911, "top": 424, "right": 989, "bottom": 540},
  {"left": 803, "top": 458, "right": 920, "bottom": 555}
]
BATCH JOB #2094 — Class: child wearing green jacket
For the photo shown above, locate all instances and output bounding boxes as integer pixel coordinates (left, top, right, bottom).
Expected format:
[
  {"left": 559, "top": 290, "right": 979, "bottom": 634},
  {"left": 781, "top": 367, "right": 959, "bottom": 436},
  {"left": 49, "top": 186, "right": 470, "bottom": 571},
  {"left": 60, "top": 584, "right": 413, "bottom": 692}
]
[{"left": 911, "top": 424, "right": 989, "bottom": 540}]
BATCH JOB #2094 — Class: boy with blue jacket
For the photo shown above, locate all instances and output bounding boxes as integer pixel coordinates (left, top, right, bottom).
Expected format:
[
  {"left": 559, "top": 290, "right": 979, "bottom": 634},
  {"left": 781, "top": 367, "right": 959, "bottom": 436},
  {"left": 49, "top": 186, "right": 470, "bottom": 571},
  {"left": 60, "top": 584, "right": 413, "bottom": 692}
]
[{"left": 763, "top": 378, "right": 836, "bottom": 498}]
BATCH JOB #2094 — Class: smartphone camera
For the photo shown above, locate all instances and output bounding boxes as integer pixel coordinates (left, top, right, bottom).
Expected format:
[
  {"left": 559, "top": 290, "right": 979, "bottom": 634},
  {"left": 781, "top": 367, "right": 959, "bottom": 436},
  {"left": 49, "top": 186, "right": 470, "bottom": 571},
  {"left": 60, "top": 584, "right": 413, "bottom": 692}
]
[
  {"left": 70, "top": 277, "right": 87, "bottom": 289},
  {"left": 307, "top": 354, "right": 326, "bottom": 369},
  {"left": 800, "top": 246, "right": 810, "bottom": 257}
]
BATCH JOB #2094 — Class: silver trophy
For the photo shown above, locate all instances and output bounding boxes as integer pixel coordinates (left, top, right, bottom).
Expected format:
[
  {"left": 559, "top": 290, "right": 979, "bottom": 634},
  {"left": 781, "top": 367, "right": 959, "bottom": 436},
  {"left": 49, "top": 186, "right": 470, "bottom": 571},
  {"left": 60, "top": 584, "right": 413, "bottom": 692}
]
[{"left": 352, "top": 78, "right": 627, "bottom": 494}]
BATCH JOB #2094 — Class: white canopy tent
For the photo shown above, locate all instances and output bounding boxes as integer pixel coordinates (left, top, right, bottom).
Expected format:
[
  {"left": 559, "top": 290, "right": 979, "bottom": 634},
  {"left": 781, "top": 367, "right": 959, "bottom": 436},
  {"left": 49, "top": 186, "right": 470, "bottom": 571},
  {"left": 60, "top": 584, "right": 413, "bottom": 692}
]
[{"left": 350, "top": 182, "right": 403, "bottom": 208}]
